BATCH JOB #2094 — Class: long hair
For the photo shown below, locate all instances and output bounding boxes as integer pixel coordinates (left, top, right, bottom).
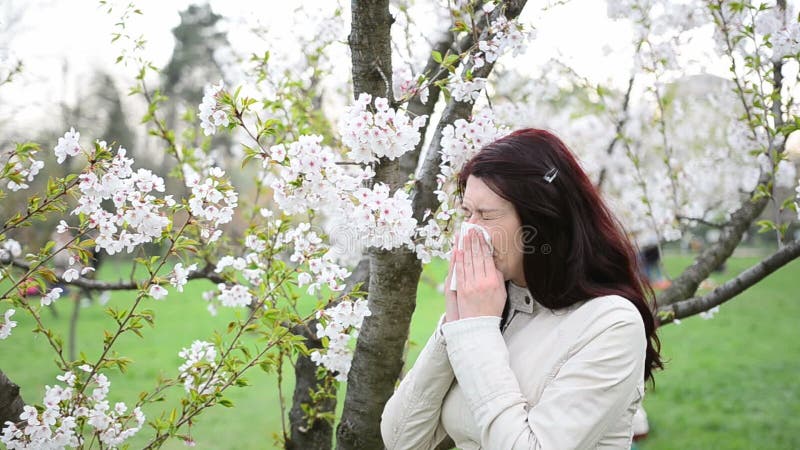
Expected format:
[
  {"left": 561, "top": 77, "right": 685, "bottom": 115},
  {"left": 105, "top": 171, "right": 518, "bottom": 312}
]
[{"left": 457, "top": 128, "right": 662, "bottom": 383}]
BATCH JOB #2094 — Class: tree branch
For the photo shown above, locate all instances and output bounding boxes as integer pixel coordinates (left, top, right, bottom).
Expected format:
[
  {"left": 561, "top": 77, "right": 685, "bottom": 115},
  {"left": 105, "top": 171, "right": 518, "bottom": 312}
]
[
  {"left": 0, "top": 256, "right": 224, "bottom": 291},
  {"left": 597, "top": 74, "right": 635, "bottom": 190},
  {"left": 659, "top": 239, "right": 800, "bottom": 323},
  {"left": 657, "top": 191, "right": 771, "bottom": 307},
  {"left": 338, "top": 2, "right": 528, "bottom": 450},
  {"left": 0, "top": 370, "right": 25, "bottom": 427},
  {"left": 397, "top": 32, "right": 464, "bottom": 177},
  {"left": 658, "top": 2, "right": 788, "bottom": 308},
  {"left": 287, "top": 257, "right": 370, "bottom": 450},
  {"left": 412, "top": 0, "right": 528, "bottom": 223}
]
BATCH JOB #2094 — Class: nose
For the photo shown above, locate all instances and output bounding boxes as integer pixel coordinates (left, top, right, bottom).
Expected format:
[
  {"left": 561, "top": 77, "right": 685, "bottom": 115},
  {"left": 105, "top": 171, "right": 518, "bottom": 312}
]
[{"left": 467, "top": 215, "right": 480, "bottom": 225}]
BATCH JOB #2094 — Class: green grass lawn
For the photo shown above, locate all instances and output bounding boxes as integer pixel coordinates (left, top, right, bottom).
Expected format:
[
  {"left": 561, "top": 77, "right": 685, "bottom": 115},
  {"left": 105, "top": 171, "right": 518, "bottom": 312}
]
[
  {"left": 638, "top": 254, "right": 800, "bottom": 450},
  {"left": 1, "top": 253, "right": 798, "bottom": 449}
]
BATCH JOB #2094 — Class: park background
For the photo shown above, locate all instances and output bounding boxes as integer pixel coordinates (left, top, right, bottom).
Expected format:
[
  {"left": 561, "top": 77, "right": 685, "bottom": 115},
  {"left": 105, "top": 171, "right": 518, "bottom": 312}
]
[{"left": 1, "top": 0, "right": 800, "bottom": 448}]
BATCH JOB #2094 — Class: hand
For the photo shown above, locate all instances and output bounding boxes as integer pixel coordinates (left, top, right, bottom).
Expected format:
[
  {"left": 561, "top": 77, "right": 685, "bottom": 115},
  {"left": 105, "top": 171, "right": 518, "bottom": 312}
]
[
  {"left": 444, "top": 232, "right": 460, "bottom": 323},
  {"left": 455, "top": 228, "right": 506, "bottom": 319}
]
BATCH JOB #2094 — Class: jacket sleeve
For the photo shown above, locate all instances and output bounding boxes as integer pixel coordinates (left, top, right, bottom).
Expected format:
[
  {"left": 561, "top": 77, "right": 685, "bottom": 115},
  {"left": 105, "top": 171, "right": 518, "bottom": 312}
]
[
  {"left": 441, "top": 303, "right": 646, "bottom": 450},
  {"left": 381, "top": 314, "right": 454, "bottom": 450}
]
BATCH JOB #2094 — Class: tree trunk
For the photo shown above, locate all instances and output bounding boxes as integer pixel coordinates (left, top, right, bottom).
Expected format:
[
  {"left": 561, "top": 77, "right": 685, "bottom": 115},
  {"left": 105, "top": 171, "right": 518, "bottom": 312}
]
[
  {"left": 286, "top": 325, "right": 338, "bottom": 450},
  {"left": 0, "top": 370, "right": 25, "bottom": 427},
  {"left": 337, "top": 2, "right": 528, "bottom": 449},
  {"left": 287, "top": 258, "right": 370, "bottom": 450}
]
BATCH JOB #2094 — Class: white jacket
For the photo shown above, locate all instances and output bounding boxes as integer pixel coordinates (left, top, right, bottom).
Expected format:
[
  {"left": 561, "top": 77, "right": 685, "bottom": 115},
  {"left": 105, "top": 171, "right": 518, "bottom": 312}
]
[{"left": 381, "top": 281, "right": 646, "bottom": 450}]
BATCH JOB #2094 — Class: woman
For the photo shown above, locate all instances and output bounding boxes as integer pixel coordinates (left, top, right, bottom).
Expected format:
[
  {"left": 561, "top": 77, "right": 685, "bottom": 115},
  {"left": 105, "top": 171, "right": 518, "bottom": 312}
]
[{"left": 381, "top": 129, "right": 662, "bottom": 450}]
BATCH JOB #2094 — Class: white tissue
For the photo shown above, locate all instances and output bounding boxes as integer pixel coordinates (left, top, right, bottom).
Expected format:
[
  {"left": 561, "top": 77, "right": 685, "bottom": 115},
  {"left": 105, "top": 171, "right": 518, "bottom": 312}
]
[{"left": 450, "top": 222, "right": 493, "bottom": 291}]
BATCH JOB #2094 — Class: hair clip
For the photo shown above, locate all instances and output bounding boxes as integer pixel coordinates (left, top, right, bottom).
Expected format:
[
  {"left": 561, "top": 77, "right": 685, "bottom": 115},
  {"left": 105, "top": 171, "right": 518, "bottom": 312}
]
[{"left": 543, "top": 167, "right": 558, "bottom": 183}]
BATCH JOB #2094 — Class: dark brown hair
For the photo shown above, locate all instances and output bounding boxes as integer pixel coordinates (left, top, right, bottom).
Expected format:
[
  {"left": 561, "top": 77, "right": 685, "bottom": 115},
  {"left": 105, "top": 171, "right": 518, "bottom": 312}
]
[{"left": 457, "top": 128, "right": 662, "bottom": 383}]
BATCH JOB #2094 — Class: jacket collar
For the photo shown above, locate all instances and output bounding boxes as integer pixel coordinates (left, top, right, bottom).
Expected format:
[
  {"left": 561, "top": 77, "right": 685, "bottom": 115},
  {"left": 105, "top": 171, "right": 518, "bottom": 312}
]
[{"left": 506, "top": 280, "right": 536, "bottom": 314}]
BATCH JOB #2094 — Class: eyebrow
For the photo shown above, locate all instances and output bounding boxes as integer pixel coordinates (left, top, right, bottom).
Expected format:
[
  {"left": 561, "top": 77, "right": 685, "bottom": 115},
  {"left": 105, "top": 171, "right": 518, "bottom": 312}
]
[{"left": 460, "top": 206, "right": 501, "bottom": 213}]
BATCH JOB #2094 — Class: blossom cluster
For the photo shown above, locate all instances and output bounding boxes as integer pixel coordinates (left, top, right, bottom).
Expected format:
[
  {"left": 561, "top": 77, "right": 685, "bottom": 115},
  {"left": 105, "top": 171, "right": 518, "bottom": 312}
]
[
  {"left": 268, "top": 135, "right": 367, "bottom": 215},
  {"left": 753, "top": 6, "right": 800, "bottom": 61},
  {"left": 0, "top": 366, "right": 144, "bottom": 448},
  {"left": 198, "top": 80, "right": 229, "bottom": 136},
  {"left": 264, "top": 133, "right": 418, "bottom": 260},
  {"left": 348, "top": 183, "right": 419, "bottom": 251},
  {"left": 446, "top": 75, "right": 487, "bottom": 103},
  {"left": 393, "top": 65, "right": 430, "bottom": 103},
  {"left": 170, "top": 262, "right": 198, "bottom": 292},
  {"left": 699, "top": 305, "right": 721, "bottom": 320},
  {"left": 338, "top": 93, "right": 428, "bottom": 163},
  {"left": 53, "top": 128, "right": 81, "bottom": 164},
  {"left": 708, "top": 2, "right": 800, "bottom": 63},
  {"left": 439, "top": 110, "right": 504, "bottom": 177},
  {"left": 471, "top": 8, "right": 531, "bottom": 69},
  {"left": 279, "top": 223, "right": 352, "bottom": 294},
  {"left": 5, "top": 153, "right": 44, "bottom": 192},
  {"left": 56, "top": 134, "right": 172, "bottom": 256},
  {"left": 177, "top": 340, "right": 227, "bottom": 395},
  {"left": 310, "top": 299, "right": 371, "bottom": 381},
  {"left": 412, "top": 110, "right": 504, "bottom": 262},
  {"left": 215, "top": 283, "right": 253, "bottom": 308},
  {"left": 62, "top": 256, "right": 95, "bottom": 283},
  {"left": 187, "top": 166, "right": 238, "bottom": 243}
]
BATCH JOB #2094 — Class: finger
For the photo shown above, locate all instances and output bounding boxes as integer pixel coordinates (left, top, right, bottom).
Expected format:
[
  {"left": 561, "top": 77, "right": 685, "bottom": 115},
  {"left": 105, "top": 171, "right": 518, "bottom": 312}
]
[
  {"left": 477, "top": 231, "right": 491, "bottom": 276},
  {"left": 446, "top": 237, "right": 458, "bottom": 293},
  {"left": 455, "top": 247, "right": 466, "bottom": 292},
  {"left": 447, "top": 234, "right": 457, "bottom": 277},
  {"left": 469, "top": 229, "right": 486, "bottom": 279},
  {"left": 463, "top": 229, "right": 474, "bottom": 283}
]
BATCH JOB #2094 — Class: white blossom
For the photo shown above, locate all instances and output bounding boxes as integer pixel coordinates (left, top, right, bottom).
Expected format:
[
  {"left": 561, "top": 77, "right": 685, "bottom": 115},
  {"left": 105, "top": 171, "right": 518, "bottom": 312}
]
[
  {"left": 471, "top": 15, "right": 532, "bottom": 65},
  {"left": 446, "top": 75, "right": 486, "bottom": 103},
  {"left": 393, "top": 65, "right": 429, "bottom": 103},
  {"left": 148, "top": 284, "right": 168, "bottom": 300},
  {"left": 699, "top": 305, "right": 720, "bottom": 320},
  {"left": 5, "top": 155, "right": 44, "bottom": 192},
  {"left": 795, "top": 178, "right": 800, "bottom": 221},
  {"left": 66, "top": 141, "right": 171, "bottom": 256},
  {"left": 177, "top": 340, "right": 227, "bottom": 395},
  {"left": 216, "top": 283, "right": 253, "bottom": 308},
  {"left": 0, "top": 309, "right": 17, "bottom": 340},
  {"left": 197, "top": 80, "right": 228, "bottom": 136},
  {"left": 169, "top": 263, "right": 197, "bottom": 292},
  {"left": 63, "top": 268, "right": 79, "bottom": 282},
  {"left": 1, "top": 370, "right": 143, "bottom": 448},
  {"left": 0, "top": 239, "right": 22, "bottom": 260},
  {"left": 310, "top": 299, "right": 371, "bottom": 381},
  {"left": 187, "top": 167, "right": 238, "bottom": 241},
  {"left": 53, "top": 127, "right": 81, "bottom": 164},
  {"left": 338, "top": 93, "right": 427, "bottom": 164},
  {"left": 41, "top": 288, "right": 63, "bottom": 307}
]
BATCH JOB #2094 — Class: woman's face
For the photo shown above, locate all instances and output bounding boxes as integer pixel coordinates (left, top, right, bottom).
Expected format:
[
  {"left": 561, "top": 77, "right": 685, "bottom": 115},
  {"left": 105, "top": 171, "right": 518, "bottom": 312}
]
[{"left": 459, "top": 175, "right": 526, "bottom": 286}]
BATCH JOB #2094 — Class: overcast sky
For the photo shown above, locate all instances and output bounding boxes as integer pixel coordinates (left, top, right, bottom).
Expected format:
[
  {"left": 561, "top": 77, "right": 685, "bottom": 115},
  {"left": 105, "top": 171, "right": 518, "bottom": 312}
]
[{"left": 0, "top": 0, "right": 737, "bottom": 133}]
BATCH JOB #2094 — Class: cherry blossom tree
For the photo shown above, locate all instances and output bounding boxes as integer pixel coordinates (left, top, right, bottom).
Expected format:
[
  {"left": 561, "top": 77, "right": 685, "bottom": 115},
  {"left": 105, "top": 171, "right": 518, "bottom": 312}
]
[{"left": 1, "top": 0, "right": 799, "bottom": 449}]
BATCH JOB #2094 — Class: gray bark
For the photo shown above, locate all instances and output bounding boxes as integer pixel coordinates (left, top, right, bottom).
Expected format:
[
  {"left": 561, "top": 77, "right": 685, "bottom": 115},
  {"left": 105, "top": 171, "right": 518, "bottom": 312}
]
[
  {"left": 659, "top": 239, "right": 800, "bottom": 322},
  {"left": 0, "top": 256, "right": 225, "bottom": 290},
  {"left": 0, "top": 370, "right": 25, "bottom": 427},
  {"left": 287, "top": 258, "right": 370, "bottom": 450},
  {"left": 657, "top": 194, "right": 772, "bottom": 308},
  {"left": 337, "top": 2, "right": 528, "bottom": 449},
  {"left": 397, "top": 33, "right": 460, "bottom": 176}
]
